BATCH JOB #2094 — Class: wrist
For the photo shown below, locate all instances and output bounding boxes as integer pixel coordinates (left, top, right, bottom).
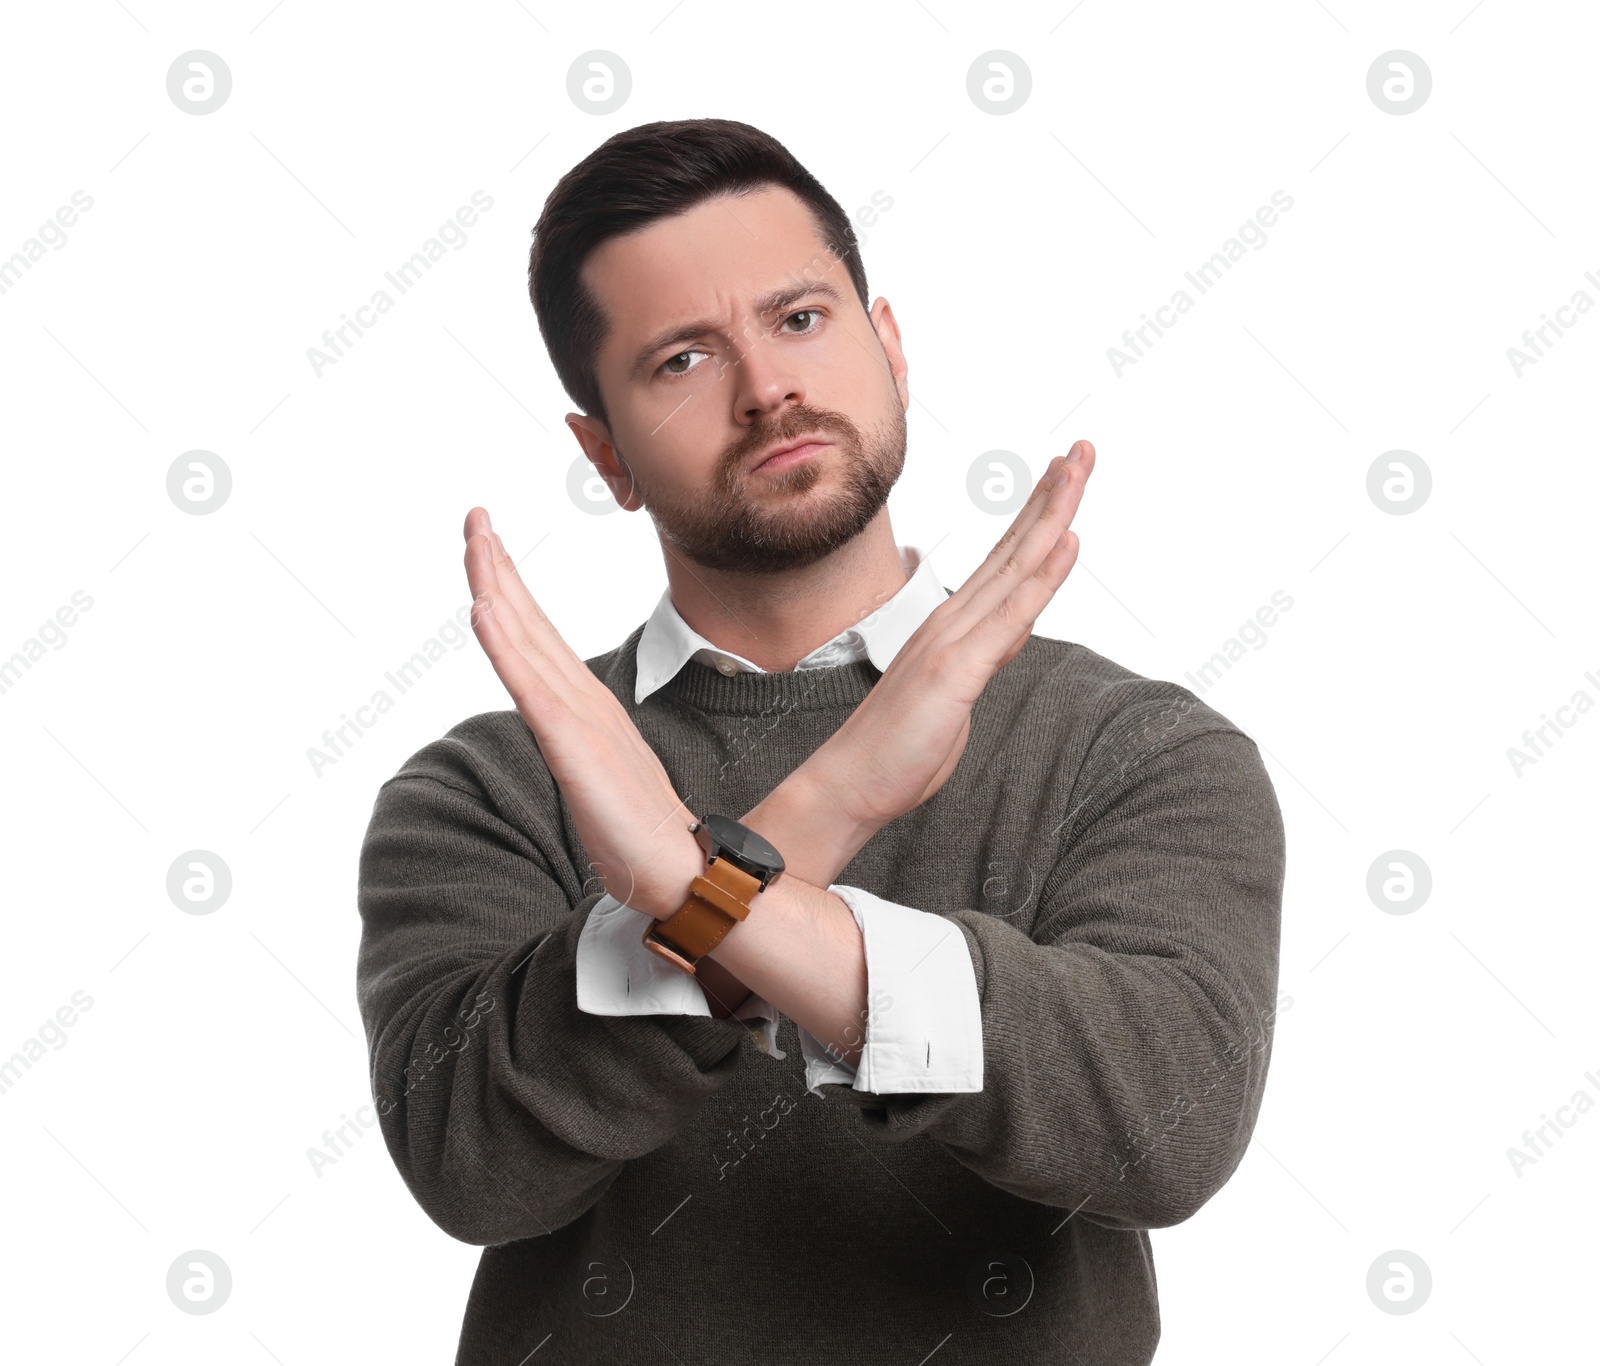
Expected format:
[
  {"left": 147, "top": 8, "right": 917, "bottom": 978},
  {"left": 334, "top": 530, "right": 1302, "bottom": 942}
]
[
  {"left": 744, "top": 760, "right": 877, "bottom": 889},
  {"left": 695, "top": 956, "right": 753, "bottom": 1019},
  {"left": 641, "top": 824, "right": 710, "bottom": 922}
]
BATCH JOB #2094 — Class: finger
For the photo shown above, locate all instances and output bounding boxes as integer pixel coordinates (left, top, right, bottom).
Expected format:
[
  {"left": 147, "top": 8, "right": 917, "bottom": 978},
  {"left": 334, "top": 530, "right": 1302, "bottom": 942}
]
[
  {"left": 468, "top": 531, "right": 681, "bottom": 779},
  {"left": 483, "top": 529, "right": 539, "bottom": 621},
  {"left": 980, "top": 529, "right": 1081, "bottom": 671},
  {"left": 467, "top": 549, "right": 565, "bottom": 724},
  {"left": 463, "top": 506, "right": 491, "bottom": 543},
  {"left": 946, "top": 443, "right": 1088, "bottom": 610},
  {"left": 465, "top": 534, "right": 589, "bottom": 706},
  {"left": 482, "top": 529, "right": 594, "bottom": 694},
  {"left": 938, "top": 521, "right": 1082, "bottom": 683},
  {"left": 952, "top": 528, "right": 1081, "bottom": 682},
  {"left": 947, "top": 441, "right": 1093, "bottom": 633},
  {"left": 465, "top": 510, "right": 597, "bottom": 697},
  {"left": 467, "top": 518, "right": 540, "bottom": 628},
  {"left": 976, "top": 453, "right": 1068, "bottom": 575},
  {"left": 468, "top": 523, "right": 620, "bottom": 727},
  {"left": 473, "top": 564, "right": 681, "bottom": 817},
  {"left": 464, "top": 519, "right": 693, "bottom": 841}
]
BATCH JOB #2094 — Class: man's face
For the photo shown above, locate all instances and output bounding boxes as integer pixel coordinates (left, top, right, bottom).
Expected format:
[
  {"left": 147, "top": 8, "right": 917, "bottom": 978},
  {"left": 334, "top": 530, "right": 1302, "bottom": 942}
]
[{"left": 570, "top": 184, "right": 910, "bottom": 575}]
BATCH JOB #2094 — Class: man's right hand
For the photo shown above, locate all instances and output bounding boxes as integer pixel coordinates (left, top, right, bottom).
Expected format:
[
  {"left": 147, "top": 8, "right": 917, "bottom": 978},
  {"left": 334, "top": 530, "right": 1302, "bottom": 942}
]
[{"left": 746, "top": 439, "right": 1095, "bottom": 889}]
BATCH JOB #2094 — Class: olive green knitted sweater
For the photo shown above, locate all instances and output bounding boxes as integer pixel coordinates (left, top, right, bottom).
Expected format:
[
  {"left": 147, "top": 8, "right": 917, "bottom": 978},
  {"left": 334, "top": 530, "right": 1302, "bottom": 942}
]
[{"left": 356, "top": 624, "right": 1286, "bottom": 1364}]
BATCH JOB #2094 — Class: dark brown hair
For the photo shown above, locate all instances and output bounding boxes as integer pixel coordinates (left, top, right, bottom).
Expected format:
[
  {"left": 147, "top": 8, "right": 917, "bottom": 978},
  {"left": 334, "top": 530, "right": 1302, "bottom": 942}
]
[{"left": 526, "top": 117, "right": 870, "bottom": 433}]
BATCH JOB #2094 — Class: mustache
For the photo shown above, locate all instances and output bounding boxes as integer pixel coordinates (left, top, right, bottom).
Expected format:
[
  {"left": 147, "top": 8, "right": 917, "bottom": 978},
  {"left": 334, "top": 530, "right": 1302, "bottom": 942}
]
[{"left": 726, "top": 411, "right": 852, "bottom": 467}]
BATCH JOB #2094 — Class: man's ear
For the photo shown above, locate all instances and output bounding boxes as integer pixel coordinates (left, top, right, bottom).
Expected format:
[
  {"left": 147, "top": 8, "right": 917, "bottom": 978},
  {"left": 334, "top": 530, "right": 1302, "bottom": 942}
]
[
  {"left": 868, "top": 298, "right": 910, "bottom": 411},
  {"left": 566, "top": 412, "right": 643, "bottom": 511}
]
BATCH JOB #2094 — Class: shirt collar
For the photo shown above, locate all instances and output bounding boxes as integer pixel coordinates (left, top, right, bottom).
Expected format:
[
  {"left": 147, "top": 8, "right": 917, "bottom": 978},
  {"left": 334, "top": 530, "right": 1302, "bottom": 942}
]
[{"left": 634, "top": 544, "right": 948, "bottom": 704}]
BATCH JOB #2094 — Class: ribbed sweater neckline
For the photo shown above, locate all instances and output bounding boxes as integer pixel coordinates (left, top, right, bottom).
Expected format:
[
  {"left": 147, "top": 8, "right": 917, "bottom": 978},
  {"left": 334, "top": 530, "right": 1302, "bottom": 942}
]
[{"left": 658, "top": 655, "right": 881, "bottom": 715}]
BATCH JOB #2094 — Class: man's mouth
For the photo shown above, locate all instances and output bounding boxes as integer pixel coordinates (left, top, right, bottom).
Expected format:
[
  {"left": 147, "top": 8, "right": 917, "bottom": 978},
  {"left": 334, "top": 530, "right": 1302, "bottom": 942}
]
[{"left": 750, "top": 437, "right": 831, "bottom": 474}]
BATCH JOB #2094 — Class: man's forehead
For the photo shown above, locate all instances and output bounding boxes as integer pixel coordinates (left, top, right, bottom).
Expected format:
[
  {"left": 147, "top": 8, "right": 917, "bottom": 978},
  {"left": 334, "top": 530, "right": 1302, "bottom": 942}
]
[{"left": 585, "top": 189, "right": 845, "bottom": 361}]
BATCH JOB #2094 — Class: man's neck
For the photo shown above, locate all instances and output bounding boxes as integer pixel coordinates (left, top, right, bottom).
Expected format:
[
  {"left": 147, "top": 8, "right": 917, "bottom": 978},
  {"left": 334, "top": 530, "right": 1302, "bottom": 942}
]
[{"left": 659, "top": 514, "right": 911, "bottom": 672}]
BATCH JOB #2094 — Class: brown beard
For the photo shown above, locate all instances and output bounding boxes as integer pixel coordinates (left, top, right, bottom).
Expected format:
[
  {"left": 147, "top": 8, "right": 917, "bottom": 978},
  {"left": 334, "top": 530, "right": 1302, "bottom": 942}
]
[{"left": 624, "top": 401, "right": 907, "bottom": 575}]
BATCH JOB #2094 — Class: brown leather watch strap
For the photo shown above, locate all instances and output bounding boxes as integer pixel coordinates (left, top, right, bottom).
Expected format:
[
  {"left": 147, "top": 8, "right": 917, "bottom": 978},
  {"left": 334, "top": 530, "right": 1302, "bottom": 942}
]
[{"left": 642, "top": 854, "right": 762, "bottom": 975}]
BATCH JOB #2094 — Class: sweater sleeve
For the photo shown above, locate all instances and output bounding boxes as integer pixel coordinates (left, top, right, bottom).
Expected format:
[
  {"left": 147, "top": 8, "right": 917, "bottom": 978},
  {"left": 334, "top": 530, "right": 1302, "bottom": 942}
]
[
  {"left": 355, "top": 723, "right": 754, "bottom": 1247},
  {"left": 812, "top": 713, "right": 1287, "bottom": 1232}
]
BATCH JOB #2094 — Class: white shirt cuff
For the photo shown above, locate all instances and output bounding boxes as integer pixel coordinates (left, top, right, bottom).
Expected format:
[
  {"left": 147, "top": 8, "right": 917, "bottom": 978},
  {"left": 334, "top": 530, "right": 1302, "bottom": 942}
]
[
  {"left": 575, "top": 895, "right": 786, "bottom": 1058},
  {"left": 794, "top": 885, "right": 984, "bottom": 1097}
]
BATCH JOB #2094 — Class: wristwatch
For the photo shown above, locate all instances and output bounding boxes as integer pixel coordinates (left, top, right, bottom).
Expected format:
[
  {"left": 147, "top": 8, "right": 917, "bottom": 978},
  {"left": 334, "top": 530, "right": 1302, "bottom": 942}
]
[{"left": 642, "top": 813, "right": 785, "bottom": 975}]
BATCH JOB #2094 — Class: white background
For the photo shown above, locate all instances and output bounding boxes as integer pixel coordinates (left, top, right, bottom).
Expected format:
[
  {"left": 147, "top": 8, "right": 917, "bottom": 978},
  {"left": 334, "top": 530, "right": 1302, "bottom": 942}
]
[{"left": 1, "top": 1, "right": 1595, "bottom": 1361}]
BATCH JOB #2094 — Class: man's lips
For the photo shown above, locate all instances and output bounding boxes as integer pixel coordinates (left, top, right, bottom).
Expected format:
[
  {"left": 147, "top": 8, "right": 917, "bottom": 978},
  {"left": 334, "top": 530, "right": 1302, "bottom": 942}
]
[{"left": 749, "top": 438, "right": 831, "bottom": 473}]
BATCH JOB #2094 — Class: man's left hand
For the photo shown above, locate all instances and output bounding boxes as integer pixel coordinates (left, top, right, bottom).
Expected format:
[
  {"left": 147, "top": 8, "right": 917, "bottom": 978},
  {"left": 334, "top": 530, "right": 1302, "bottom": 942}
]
[{"left": 463, "top": 507, "right": 702, "bottom": 923}]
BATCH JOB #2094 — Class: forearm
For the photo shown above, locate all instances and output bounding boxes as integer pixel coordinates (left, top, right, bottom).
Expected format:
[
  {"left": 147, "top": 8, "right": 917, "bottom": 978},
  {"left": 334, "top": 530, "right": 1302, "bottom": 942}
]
[
  {"left": 683, "top": 759, "right": 880, "bottom": 1040},
  {"left": 741, "top": 758, "right": 878, "bottom": 890},
  {"left": 371, "top": 914, "right": 745, "bottom": 1243},
  {"left": 360, "top": 764, "right": 754, "bottom": 1246},
  {"left": 693, "top": 955, "right": 753, "bottom": 1019},
  {"left": 703, "top": 870, "right": 869, "bottom": 1067},
  {"left": 801, "top": 722, "right": 1286, "bottom": 1227}
]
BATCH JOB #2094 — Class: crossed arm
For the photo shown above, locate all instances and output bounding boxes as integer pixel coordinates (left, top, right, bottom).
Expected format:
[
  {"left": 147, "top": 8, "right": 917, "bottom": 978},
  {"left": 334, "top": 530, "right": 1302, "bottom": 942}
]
[
  {"left": 684, "top": 768, "right": 886, "bottom": 1060},
  {"left": 356, "top": 435, "right": 1291, "bottom": 1249},
  {"left": 582, "top": 760, "right": 959, "bottom": 1076},
  {"left": 356, "top": 694, "right": 1286, "bottom": 1247},
  {"left": 462, "top": 446, "right": 1095, "bottom": 1067}
]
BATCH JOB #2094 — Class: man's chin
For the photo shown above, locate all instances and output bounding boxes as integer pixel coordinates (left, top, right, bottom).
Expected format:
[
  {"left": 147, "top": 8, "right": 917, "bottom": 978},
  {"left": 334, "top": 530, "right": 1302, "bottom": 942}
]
[
  {"left": 739, "top": 460, "right": 831, "bottom": 497},
  {"left": 667, "top": 516, "right": 874, "bottom": 575}
]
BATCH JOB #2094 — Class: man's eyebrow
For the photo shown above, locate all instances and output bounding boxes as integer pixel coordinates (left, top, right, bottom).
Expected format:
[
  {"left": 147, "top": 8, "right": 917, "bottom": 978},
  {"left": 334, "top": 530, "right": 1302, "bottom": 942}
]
[{"left": 627, "top": 279, "right": 847, "bottom": 381}]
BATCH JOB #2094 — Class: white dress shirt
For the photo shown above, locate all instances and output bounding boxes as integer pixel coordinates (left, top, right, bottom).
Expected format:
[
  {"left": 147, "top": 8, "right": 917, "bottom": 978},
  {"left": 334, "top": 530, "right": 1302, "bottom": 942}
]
[{"left": 576, "top": 546, "right": 984, "bottom": 1097}]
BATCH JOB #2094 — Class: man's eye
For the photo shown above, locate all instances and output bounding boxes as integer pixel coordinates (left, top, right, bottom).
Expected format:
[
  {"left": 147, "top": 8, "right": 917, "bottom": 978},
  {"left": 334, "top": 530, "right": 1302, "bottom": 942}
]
[
  {"left": 662, "top": 349, "right": 704, "bottom": 376},
  {"left": 659, "top": 310, "right": 822, "bottom": 379}
]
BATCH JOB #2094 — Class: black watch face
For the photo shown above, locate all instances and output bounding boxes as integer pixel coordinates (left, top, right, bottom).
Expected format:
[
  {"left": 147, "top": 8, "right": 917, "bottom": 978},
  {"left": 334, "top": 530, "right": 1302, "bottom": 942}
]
[{"left": 703, "top": 812, "right": 784, "bottom": 877}]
